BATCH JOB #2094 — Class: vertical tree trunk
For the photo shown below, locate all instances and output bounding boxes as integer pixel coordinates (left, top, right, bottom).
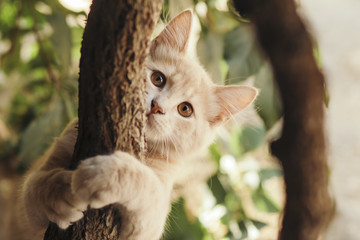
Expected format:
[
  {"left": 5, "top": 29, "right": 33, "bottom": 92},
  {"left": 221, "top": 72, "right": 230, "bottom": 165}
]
[
  {"left": 234, "top": 0, "right": 333, "bottom": 239},
  {"left": 44, "top": 0, "right": 162, "bottom": 239}
]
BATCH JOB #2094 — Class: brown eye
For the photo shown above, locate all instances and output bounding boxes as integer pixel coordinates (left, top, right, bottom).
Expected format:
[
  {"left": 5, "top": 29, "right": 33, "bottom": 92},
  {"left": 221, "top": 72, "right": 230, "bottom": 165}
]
[
  {"left": 178, "top": 102, "right": 193, "bottom": 118},
  {"left": 151, "top": 71, "right": 166, "bottom": 88}
]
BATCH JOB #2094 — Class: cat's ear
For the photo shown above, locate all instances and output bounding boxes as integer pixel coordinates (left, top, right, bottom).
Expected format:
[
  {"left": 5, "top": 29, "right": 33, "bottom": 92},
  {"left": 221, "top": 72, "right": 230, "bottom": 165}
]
[
  {"left": 209, "top": 86, "right": 258, "bottom": 125},
  {"left": 151, "top": 10, "right": 192, "bottom": 53}
]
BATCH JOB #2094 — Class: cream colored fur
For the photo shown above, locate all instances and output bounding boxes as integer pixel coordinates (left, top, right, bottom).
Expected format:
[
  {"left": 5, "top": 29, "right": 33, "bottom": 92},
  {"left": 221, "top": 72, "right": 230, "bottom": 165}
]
[{"left": 4, "top": 10, "right": 257, "bottom": 240}]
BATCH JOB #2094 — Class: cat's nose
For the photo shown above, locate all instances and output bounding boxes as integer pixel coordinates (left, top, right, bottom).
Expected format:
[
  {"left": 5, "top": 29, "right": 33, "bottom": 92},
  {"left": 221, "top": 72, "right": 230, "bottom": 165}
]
[{"left": 150, "top": 100, "right": 164, "bottom": 115}]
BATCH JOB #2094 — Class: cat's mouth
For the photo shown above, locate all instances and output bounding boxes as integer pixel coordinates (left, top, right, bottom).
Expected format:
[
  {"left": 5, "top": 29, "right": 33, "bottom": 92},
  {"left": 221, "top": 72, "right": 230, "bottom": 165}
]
[{"left": 146, "top": 109, "right": 164, "bottom": 122}]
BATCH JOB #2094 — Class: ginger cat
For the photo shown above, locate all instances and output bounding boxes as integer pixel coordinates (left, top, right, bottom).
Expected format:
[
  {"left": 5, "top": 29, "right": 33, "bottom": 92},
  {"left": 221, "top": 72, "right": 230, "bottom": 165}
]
[{"left": 4, "top": 10, "right": 257, "bottom": 240}]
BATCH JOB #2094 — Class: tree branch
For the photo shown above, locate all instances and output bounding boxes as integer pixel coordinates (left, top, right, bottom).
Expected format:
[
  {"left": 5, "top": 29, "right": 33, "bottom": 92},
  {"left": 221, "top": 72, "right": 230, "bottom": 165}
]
[
  {"left": 44, "top": 0, "right": 162, "bottom": 239},
  {"left": 234, "top": 0, "right": 333, "bottom": 239}
]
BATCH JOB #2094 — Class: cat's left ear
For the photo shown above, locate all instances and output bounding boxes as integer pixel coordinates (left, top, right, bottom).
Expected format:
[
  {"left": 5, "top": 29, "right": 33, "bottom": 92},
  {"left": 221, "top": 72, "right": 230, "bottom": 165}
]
[
  {"left": 151, "top": 10, "right": 192, "bottom": 53},
  {"left": 209, "top": 85, "right": 258, "bottom": 125}
]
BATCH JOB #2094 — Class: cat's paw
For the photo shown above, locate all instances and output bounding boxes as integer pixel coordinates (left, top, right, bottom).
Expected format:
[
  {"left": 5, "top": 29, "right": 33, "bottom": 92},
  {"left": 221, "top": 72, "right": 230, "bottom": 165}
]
[
  {"left": 44, "top": 171, "right": 88, "bottom": 229},
  {"left": 71, "top": 152, "right": 137, "bottom": 209}
]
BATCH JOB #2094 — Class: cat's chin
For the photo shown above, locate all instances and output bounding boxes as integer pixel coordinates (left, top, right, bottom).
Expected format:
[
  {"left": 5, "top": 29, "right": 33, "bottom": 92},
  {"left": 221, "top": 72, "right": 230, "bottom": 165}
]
[
  {"left": 146, "top": 138, "right": 178, "bottom": 160},
  {"left": 144, "top": 128, "right": 182, "bottom": 160}
]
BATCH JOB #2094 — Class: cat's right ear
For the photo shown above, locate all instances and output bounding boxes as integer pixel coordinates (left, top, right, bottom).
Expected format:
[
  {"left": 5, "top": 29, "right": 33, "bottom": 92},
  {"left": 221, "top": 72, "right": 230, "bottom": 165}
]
[
  {"left": 208, "top": 85, "right": 258, "bottom": 126},
  {"left": 150, "top": 10, "right": 192, "bottom": 54}
]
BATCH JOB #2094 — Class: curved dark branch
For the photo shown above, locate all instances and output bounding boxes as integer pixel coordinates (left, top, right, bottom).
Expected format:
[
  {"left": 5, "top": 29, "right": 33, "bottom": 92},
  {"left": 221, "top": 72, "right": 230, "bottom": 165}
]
[{"left": 234, "top": 0, "right": 333, "bottom": 239}]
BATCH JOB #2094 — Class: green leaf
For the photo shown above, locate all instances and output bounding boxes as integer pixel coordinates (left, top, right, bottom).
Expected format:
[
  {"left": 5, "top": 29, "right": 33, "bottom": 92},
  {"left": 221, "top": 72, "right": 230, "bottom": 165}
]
[
  {"left": 0, "top": 1, "right": 17, "bottom": 29},
  {"left": 312, "top": 43, "right": 330, "bottom": 107},
  {"left": 229, "top": 125, "right": 265, "bottom": 156},
  {"left": 324, "top": 82, "right": 330, "bottom": 108},
  {"left": 62, "top": 91, "right": 77, "bottom": 120},
  {"left": 70, "top": 26, "right": 85, "bottom": 63},
  {"left": 206, "top": 7, "right": 239, "bottom": 34},
  {"left": 17, "top": 94, "right": 70, "bottom": 171},
  {"left": 224, "top": 192, "right": 246, "bottom": 216},
  {"left": 208, "top": 143, "right": 222, "bottom": 166},
  {"left": 6, "top": 78, "right": 53, "bottom": 132},
  {"left": 251, "top": 186, "right": 280, "bottom": 213},
  {"left": 250, "top": 219, "right": 267, "bottom": 230},
  {"left": 229, "top": 128, "right": 243, "bottom": 156},
  {"left": 259, "top": 168, "right": 283, "bottom": 182},
  {"left": 167, "top": 0, "right": 193, "bottom": 18},
  {"left": 224, "top": 24, "right": 265, "bottom": 84},
  {"left": 239, "top": 126, "right": 265, "bottom": 153},
  {"left": 237, "top": 221, "right": 248, "bottom": 239},
  {"left": 207, "top": 174, "right": 227, "bottom": 204},
  {"left": 234, "top": 219, "right": 267, "bottom": 239},
  {"left": 197, "top": 32, "right": 225, "bottom": 83},
  {"left": 164, "top": 198, "right": 205, "bottom": 240},
  {"left": 254, "top": 64, "right": 282, "bottom": 129},
  {"left": 47, "top": 12, "right": 72, "bottom": 77},
  {"left": 1, "top": 39, "right": 22, "bottom": 74},
  {"left": 18, "top": 16, "right": 34, "bottom": 30}
]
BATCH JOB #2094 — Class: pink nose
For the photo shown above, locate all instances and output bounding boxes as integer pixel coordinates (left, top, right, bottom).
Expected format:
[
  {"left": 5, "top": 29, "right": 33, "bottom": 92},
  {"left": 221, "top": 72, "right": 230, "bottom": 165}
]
[{"left": 150, "top": 100, "right": 164, "bottom": 114}]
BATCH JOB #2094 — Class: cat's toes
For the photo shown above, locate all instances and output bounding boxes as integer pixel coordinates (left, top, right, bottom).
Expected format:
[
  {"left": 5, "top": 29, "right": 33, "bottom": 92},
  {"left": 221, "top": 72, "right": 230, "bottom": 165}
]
[
  {"left": 55, "top": 220, "right": 71, "bottom": 230},
  {"left": 50, "top": 211, "right": 84, "bottom": 229},
  {"left": 46, "top": 199, "right": 86, "bottom": 229},
  {"left": 71, "top": 155, "right": 121, "bottom": 209},
  {"left": 42, "top": 170, "right": 88, "bottom": 229}
]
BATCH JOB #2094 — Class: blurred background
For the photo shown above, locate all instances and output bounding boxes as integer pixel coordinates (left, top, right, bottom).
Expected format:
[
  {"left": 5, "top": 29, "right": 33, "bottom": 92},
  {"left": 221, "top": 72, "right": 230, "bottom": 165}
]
[{"left": 0, "top": 0, "right": 359, "bottom": 239}]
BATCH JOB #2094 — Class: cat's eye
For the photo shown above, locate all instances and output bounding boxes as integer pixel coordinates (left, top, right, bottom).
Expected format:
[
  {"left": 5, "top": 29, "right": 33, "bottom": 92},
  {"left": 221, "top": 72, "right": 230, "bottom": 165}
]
[
  {"left": 151, "top": 71, "right": 166, "bottom": 88},
  {"left": 177, "top": 102, "right": 193, "bottom": 118}
]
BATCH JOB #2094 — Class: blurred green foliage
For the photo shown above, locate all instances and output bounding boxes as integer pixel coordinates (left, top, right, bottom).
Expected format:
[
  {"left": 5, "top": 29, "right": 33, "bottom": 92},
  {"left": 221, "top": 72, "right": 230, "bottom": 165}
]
[
  {"left": 0, "top": 0, "right": 83, "bottom": 171},
  {"left": 0, "top": 0, "right": 284, "bottom": 239}
]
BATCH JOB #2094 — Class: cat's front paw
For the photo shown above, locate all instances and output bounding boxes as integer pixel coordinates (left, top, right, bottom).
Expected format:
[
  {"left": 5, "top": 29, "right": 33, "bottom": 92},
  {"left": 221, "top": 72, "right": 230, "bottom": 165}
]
[
  {"left": 43, "top": 171, "right": 88, "bottom": 229},
  {"left": 71, "top": 152, "right": 137, "bottom": 209}
]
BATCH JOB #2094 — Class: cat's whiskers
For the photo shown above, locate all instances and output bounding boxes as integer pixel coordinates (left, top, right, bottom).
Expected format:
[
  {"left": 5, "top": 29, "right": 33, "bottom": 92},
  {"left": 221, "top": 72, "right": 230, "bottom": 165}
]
[
  {"left": 154, "top": 119, "right": 168, "bottom": 159},
  {"left": 146, "top": 116, "right": 174, "bottom": 162},
  {"left": 165, "top": 136, "right": 170, "bottom": 164},
  {"left": 171, "top": 128, "right": 183, "bottom": 154},
  {"left": 168, "top": 134, "right": 179, "bottom": 154},
  {"left": 148, "top": 138, "right": 159, "bottom": 155},
  {"left": 161, "top": 136, "right": 167, "bottom": 159},
  {"left": 159, "top": 135, "right": 166, "bottom": 160}
]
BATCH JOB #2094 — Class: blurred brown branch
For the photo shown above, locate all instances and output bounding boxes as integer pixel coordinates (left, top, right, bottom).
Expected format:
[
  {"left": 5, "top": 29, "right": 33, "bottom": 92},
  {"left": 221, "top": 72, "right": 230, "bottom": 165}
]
[{"left": 233, "top": 0, "right": 333, "bottom": 239}]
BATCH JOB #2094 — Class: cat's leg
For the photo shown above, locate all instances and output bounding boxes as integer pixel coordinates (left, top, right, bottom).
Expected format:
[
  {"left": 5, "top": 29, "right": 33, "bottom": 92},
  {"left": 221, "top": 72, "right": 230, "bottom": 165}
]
[
  {"left": 22, "top": 168, "right": 88, "bottom": 230},
  {"left": 72, "top": 151, "right": 172, "bottom": 240},
  {"left": 21, "top": 120, "right": 86, "bottom": 230}
]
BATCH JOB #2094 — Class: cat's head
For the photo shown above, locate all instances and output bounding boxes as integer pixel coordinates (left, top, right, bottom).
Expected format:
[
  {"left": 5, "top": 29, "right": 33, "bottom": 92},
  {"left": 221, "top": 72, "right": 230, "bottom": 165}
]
[{"left": 145, "top": 10, "right": 257, "bottom": 160}]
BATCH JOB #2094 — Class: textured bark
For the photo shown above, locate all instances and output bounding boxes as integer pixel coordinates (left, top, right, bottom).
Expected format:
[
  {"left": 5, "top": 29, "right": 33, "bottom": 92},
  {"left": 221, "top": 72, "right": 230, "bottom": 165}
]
[
  {"left": 44, "top": 0, "right": 162, "bottom": 239},
  {"left": 234, "top": 0, "right": 333, "bottom": 239}
]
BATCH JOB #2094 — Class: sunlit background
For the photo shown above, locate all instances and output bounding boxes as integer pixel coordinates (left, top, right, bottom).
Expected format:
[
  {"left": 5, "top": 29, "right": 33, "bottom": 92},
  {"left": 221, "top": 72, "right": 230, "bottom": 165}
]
[{"left": 0, "top": 0, "right": 359, "bottom": 239}]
